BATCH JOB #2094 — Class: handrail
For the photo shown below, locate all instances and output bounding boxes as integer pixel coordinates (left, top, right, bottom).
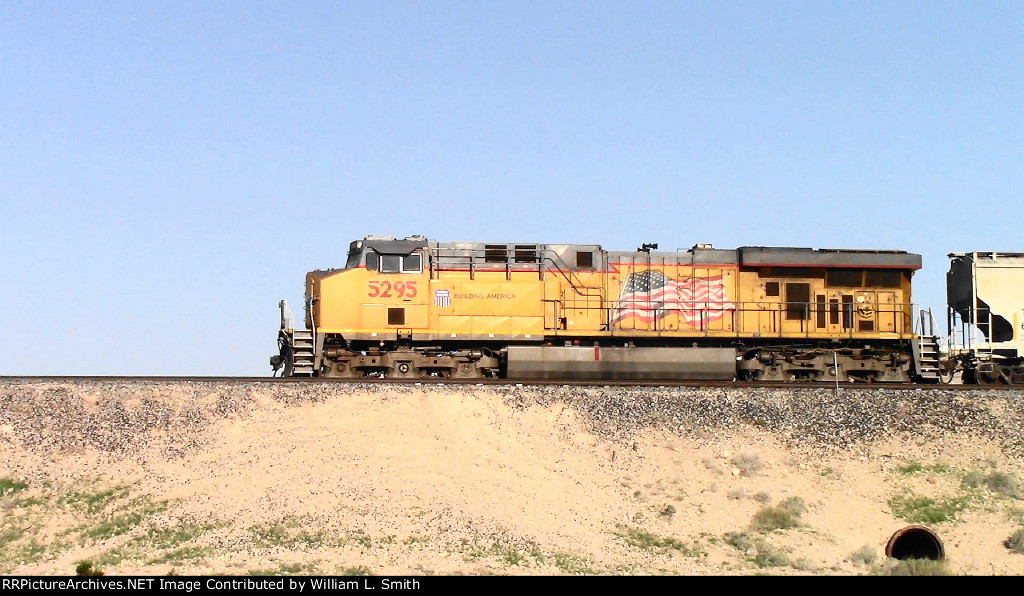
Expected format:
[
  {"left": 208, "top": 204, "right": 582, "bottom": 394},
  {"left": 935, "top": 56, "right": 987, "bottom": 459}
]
[
  {"left": 428, "top": 244, "right": 603, "bottom": 298},
  {"left": 553, "top": 298, "right": 914, "bottom": 338},
  {"left": 539, "top": 252, "right": 603, "bottom": 299},
  {"left": 426, "top": 244, "right": 914, "bottom": 337},
  {"left": 279, "top": 299, "right": 295, "bottom": 331}
]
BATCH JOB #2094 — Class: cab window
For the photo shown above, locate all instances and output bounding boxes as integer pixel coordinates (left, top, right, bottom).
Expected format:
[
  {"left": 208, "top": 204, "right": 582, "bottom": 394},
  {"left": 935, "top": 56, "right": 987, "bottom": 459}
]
[
  {"left": 380, "top": 255, "right": 401, "bottom": 273},
  {"left": 367, "top": 251, "right": 422, "bottom": 273},
  {"left": 403, "top": 253, "right": 422, "bottom": 273},
  {"left": 346, "top": 249, "right": 363, "bottom": 269}
]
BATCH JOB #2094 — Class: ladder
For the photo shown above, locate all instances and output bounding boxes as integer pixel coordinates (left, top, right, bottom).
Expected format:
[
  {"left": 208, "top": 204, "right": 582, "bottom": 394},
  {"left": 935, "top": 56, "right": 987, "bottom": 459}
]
[
  {"left": 288, "top": 329, "right": 316, "bottom": 376},
  {"left": 277, "top": 300, "right": 316, "bottom": 377},
  {"left": 912, "top": 307, "right": 942, "bottom": 383},
  {"left": 912, "top": 335, "right": 942, "bottom": 383}
]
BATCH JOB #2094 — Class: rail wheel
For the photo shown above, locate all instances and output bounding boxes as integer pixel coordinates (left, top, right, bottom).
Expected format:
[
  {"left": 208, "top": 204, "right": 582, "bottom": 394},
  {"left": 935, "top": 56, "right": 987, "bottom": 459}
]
[
  {"left": 968, "top": 365, "right": 1001, "bottom": 385},
  {"left": 738, "top": 369, "right": 763, "bottom": 382}
]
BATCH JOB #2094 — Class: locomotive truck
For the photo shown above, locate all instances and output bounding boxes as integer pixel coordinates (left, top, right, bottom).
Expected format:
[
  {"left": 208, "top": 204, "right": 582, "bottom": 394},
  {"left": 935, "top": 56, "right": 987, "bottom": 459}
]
[{"left": 271, "top": 235, "right": 944, "bottom": 383}]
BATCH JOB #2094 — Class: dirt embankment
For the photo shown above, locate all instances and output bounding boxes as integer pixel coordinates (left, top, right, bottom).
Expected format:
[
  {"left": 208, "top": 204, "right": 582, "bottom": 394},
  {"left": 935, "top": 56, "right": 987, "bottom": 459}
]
[{"left": 2, "top": 380, "right": 1024, "bottom": 575}]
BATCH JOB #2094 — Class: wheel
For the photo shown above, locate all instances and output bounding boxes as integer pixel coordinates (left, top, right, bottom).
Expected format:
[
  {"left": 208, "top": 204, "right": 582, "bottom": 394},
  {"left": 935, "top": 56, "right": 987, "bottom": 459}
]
[
  {"left": 738, "top": 369, "right": 760, "bottom": 382},
  {"left": 973, "top": 366, "right": 1001, "bottom": 385}
]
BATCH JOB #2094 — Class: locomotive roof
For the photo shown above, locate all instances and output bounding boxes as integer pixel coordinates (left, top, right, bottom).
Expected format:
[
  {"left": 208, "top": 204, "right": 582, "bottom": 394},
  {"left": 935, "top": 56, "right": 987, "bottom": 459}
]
[
  {"left": 354, "top": 236, "right": 921, "bottom": 269},
  {"left": 949, "top": 251, "right": 1024, "bottom": 259},
  {"left": 738, "top": 246, "right": 921, "bottom": 269}
]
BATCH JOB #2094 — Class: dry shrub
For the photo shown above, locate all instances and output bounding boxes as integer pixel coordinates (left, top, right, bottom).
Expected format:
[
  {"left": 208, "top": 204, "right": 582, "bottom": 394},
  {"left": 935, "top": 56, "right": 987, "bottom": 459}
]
[
  {"left": 875, "top": 558, "right": 952, "bottom": 576},
  {"left": 1006, "top": 529, "right": 1024, "bottom": 554},
  {"left": 849, "top": 545, "right": 877, "bottom": 566},
  {"left": 751, "top": 497, "right": 806, "bottom": 531},
  {"left": 731, "top": 451, "right": 764, "bottom": 477}
]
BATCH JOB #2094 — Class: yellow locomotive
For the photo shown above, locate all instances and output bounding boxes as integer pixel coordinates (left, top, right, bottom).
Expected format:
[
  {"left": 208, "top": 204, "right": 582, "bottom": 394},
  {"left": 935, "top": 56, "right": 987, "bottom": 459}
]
[{"left": 272, "top": 235, "right": 937, "bottom": 382}]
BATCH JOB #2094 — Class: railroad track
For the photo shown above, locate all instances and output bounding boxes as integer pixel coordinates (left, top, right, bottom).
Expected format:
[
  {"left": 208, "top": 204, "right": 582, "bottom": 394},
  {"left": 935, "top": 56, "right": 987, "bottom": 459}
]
[{"left": 1, "top": 376, "right": 1019, "bottom": 391}]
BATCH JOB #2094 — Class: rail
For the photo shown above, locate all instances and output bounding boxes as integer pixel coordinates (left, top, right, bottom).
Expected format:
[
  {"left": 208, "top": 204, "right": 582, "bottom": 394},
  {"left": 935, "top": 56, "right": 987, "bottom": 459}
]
[{"left": 7, "top": 375, "right": 1021, "bottom": 390}]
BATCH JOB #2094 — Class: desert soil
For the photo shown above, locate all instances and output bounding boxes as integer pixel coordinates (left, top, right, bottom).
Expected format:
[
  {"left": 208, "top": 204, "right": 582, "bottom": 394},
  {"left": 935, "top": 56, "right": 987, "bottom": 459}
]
[{"left": 2, "top": 379, "right": 1024, "bottom": 576}]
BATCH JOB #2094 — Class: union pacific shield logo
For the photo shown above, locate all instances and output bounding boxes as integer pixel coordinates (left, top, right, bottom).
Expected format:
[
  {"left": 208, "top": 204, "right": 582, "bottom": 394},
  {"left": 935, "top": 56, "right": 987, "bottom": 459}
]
[{"left": 434, "top": 289, "right": 450, "bottom": 308}]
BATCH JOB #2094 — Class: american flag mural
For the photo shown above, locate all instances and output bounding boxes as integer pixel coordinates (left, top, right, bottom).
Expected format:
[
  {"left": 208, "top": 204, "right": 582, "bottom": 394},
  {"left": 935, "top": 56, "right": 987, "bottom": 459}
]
[{"left": 611, "top": 271, "right": 734, "bottom": 327}]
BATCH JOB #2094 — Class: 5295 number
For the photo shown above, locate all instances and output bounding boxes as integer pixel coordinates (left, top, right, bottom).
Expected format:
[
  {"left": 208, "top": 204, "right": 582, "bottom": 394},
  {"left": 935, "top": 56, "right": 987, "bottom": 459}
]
[{"left": 367, "top": 280, "right": 417, "bottom": 298}]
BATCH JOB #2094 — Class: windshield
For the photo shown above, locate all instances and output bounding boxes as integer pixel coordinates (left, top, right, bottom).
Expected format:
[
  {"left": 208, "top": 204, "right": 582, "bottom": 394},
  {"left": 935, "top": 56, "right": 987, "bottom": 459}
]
[{"left": 345, "top": 241, "right": 363, "bottom": 269}]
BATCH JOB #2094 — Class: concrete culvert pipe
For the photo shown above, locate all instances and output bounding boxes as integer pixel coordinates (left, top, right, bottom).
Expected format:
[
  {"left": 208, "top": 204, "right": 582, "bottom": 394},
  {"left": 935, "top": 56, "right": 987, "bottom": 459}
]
[{"left": 886, "top": 525, "right": 945, "bottom": 560}]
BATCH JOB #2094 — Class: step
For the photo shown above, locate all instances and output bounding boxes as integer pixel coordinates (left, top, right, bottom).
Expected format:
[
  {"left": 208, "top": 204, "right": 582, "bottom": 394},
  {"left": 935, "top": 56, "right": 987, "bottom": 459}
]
[{"left": 284, "top": 328, "right": 317, "bottom": 376}]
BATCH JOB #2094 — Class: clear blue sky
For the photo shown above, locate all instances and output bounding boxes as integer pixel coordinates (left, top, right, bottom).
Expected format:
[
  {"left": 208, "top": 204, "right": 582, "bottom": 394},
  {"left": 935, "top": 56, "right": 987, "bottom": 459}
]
[{"left": 3, "top": 2, "right": 1021, "bottom": 375}]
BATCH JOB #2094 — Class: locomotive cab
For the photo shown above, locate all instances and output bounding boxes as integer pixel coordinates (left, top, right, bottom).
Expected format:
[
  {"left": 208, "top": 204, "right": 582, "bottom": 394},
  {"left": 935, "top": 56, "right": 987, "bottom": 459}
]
[{"left": 307, "top": 235, "right": 430, "bottom": 337}]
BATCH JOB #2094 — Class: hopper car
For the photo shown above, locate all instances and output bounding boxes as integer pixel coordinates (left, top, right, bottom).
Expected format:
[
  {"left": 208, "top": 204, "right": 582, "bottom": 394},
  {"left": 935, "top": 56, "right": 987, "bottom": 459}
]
[
  {"left": 944, "top": 252, "right": 1024, "bottom": 384},
  {"left": 272, "top": 235, "right": 946, "bottom": 383}
]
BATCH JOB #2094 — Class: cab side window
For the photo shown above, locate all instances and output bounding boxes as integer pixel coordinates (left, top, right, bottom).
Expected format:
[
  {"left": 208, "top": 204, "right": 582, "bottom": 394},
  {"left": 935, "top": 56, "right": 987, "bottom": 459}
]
[
  {"left": 367, "top": 251, "right": 422, "bottom": 273},
  {"left": 403, "top": 253, "right": 422, "bottom": 273},
  {"left": 380, "top": 255, "right": 401, "bottom": 273}
]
